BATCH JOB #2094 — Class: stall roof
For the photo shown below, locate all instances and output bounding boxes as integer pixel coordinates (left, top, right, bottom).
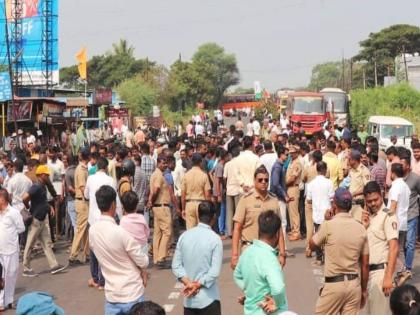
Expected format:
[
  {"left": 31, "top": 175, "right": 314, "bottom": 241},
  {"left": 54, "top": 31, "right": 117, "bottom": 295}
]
[{"left": 14, "top": 96, "right": 66, "bottom": 105}]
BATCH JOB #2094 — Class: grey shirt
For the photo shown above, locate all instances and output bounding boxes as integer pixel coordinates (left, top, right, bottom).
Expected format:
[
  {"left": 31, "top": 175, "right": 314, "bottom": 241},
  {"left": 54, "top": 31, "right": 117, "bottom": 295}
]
[{"left": 404, "top": 172, "right": 420, "bottom": 221}]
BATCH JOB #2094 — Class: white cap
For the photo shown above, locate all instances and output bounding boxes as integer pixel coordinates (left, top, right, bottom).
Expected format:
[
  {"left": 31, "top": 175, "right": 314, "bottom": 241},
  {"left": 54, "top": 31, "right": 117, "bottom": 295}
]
[{"left": 280, "top": 312, "right": 298, "bottom": 315}]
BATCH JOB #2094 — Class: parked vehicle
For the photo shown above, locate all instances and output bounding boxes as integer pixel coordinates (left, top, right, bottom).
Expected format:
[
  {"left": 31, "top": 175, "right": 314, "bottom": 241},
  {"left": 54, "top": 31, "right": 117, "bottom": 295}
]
[{"left": 368, "top": 116, "right": 414, "bottom": 150}]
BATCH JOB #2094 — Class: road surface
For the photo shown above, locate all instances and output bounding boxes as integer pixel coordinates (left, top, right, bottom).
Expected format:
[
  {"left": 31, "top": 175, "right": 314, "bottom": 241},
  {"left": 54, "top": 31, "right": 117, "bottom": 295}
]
[{"left": 11, "top": 238, "right": 420, "bottom": 314}]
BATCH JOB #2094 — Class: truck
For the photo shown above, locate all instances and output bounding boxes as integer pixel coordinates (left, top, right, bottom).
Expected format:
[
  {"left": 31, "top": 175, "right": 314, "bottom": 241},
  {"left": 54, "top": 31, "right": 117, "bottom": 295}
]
[
  {"left": 286, "top": 92, "right": 327, "bottom": 135},
  {"left": 320, "top": 88, "right": 350, "bottom": 128}
]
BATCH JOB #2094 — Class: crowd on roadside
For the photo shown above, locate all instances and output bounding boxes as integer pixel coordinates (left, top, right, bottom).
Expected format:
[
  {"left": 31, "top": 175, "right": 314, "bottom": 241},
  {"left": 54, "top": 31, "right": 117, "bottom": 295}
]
[{"left": 0, "top": 110, "right": 420, "bottom": 315}]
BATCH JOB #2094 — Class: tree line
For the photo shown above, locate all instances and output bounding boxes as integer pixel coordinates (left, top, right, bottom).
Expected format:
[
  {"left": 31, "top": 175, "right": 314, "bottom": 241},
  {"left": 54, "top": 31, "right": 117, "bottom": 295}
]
[
  {"left": 308, "top": 24, "right": 420, "bottom": 91},
  {"left": 59, "top": 40, "right": 239, "bottom": 118}
]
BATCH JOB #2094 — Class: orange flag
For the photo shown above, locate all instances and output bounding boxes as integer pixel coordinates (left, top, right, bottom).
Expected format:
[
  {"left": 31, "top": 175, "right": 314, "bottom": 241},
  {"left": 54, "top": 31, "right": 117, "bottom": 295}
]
[{"left": 76, "top": 47, "right": 87, "bottom": 80}]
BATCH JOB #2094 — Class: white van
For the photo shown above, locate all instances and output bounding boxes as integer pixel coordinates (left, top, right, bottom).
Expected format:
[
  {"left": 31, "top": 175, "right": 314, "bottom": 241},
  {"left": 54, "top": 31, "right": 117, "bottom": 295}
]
[{"left": 368, "top": 116, "right": 414, "bottom": 150}]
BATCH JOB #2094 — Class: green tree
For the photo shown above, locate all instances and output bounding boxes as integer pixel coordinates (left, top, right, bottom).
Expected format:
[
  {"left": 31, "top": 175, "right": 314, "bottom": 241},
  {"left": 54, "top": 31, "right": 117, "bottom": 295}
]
[
  {"left": 59, "top": 39, "right": 153, "bottom": 89},
  {"left": 308, "top": 62, "right": 342, "bottom": 91},
  {"left": 117, "top": 75, "right": 156, "bottom": 116},
  {"left": 354, "top": 24, "right": 420, "bottom": 86},
  {"left": 192, "top": 43, "right": 239, "bottom": 107}
]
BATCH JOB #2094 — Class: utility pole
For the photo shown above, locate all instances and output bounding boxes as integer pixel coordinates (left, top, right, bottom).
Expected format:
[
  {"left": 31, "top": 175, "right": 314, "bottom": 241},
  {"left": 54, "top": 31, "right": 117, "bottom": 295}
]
[
  {"left": 374, "top": 56, "right": 378, "bottom": 87},
  {"left": 341, "top": 53, "right": 345, "bottom": 90},
  {"left": 402, "top": 45, "right": 409, "bottom": 82},
  {"left": 349, "top": 58, "right": 353, "bottom": 91},
  {"left": 363, "top": 65, "right": 366, "bottom": 90}
]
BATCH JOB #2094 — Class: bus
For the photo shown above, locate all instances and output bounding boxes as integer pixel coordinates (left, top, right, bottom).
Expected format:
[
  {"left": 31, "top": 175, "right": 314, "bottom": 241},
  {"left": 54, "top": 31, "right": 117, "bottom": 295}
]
[
  {"left": 320, "top": 88, "right": 350, "bottom": 127},
  {"left": 221, "top": 94, "right": 261, "bottom": 117},
  {"left": 286, "top": 92, "right": 327, "bottom": 135}
]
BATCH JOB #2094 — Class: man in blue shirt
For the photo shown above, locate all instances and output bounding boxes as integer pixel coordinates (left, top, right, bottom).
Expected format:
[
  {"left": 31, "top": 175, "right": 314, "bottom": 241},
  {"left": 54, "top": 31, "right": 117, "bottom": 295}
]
[
  {"left": 172, "top": 201, "right": 223, "bottom": 315},
  {"left": 270, "top": 144, "right": 293, "bottom": 257},
  {"left": 234, "top": 210, "right": 288, "bottom": 314}
]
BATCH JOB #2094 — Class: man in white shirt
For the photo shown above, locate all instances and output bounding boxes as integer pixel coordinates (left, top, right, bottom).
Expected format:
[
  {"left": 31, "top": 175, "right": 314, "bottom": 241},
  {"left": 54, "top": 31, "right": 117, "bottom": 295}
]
[
  {"left": 0, "top": 189, "right": 25, "bottom": 311},
  {"left": 47, "top": 146, "right": 65, "bottom": 236},
  {"left": 223, "top": 147, "right": 241, "bottom": 238},
  {"left": 306, "top": 161, "right": 334, "bottom": 266},
  {"left": 90, "top": 185, "right": 149, "bottom": 314},
  {"left": 246, "top": 120, "right": 253, "bottom": 137},
  {"left": 195, "top": 122, "right": 205, "bottom": 136},
  {"left": 7, "top": 159, "right": 32, "bottom": 211},
  {"left": 235, "top": 136, "right": 261, "bottom": 194},
  {"left": 252, "top": 118, "right": 261, "bottom": 136},
  {"left": 259, "top": 141, "right": 277, "bottom": 185},
  {"left": 387, "top": 163, "right": 411, "bottom": 276},
  {"left": 84, "top": 157, "right": 122, "bottom": 289},
  {"left": 280, "top": 114, "right": 289, "bottom": 133}
]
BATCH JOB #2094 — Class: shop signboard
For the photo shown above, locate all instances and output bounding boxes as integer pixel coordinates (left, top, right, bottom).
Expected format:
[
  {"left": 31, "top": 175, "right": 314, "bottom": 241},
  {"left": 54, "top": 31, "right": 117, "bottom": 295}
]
[{"left": 7, "top": 101, "right": 32, "bottom": 121}]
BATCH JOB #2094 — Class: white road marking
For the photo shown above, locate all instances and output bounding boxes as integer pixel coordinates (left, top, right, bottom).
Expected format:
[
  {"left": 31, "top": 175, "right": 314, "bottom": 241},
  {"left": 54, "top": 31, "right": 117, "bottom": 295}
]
[
  {"left": 163, "top": 304, "right": 175, "bottom": 313},
  {"left": 168, "top": 292, "right": 181, "bottom": 300}
]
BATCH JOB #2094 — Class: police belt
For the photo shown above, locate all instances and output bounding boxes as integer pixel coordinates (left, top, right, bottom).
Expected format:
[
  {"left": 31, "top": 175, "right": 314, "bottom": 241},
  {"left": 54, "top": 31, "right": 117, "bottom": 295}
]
[
  {"left": 325, "top": 274, "right": 358, "bottom": 283},
  {"left": 186, "top": 199, "right": 206, "bottom": 203},
  {"left": 369, "top": 263, "right": 385, "bottom": 272},
  {"left": 153, "top": 204, "right": 170, "bottom": 207},
  {"left": 241, "top": 240, "right": 253, "bottom": 246}
]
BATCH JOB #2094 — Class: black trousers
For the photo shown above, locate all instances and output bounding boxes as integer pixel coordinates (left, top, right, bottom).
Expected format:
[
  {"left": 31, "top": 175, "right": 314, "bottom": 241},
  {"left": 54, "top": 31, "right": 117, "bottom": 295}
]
[{"left": 184, "top": 300, "right": 221, "bottom": 315}]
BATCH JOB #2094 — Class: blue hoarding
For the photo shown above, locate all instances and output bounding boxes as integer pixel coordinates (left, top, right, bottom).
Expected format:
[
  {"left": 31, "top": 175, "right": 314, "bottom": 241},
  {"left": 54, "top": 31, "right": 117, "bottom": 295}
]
[
  {"left": 0, "top": 72, "right": 12, "bottom": 101},
  {"left": 0, "top": 0, "right": 59, "bottom": 85}
]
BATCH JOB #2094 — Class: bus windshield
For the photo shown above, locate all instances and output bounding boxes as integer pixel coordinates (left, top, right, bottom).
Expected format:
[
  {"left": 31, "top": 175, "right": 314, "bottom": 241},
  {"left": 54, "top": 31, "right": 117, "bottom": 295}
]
[
  {"left": 293, "top": 97, "right": 324, "bottom": 115},
  {"left": 380, "top": 125, "right": 413, "bottom": 138},
  {"left": 323, "top": 93, "right": 347, "bottom": 112}
]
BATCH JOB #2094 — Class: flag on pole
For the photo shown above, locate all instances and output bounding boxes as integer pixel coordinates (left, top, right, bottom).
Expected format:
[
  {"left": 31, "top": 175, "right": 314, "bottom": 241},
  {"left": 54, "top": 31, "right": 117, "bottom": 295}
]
[{"left": 76, "top": 47, "right": 87, "bottom": 80}]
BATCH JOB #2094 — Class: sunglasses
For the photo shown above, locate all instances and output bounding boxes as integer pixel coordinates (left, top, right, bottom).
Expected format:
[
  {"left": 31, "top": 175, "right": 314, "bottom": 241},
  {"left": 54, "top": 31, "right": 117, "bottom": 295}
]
[{"left": 257, "top": 178, "right": 269, "bottom": 183}]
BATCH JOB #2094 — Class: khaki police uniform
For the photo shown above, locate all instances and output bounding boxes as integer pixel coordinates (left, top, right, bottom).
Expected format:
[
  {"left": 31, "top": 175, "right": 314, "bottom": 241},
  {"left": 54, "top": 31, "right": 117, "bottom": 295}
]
[
  {"left": 303, "top": 163, "right": 318, "bottom": 253},
  {"left": 181, "top": 166, "right": 211, "bottom": 229},
  {"left": 233, "top": 191, "right": 280, "bottom": 252},
  {"left": 360, "top": 205, "right": 399, "bottom": 315},
  {"left": 286, "top": 157, "right": 302, "bottom": 237},
  {"left": 349, "top": 164, "right": 371, "bottom": 222},
  {"left": 313, "top": 212, "right": 369, "bottom": 315},
  {"left": 150, "top": 168, "right": 172, "bottom": 264},
  {"left": 69, "top": 163, "right": 89, "bottom": 262}
]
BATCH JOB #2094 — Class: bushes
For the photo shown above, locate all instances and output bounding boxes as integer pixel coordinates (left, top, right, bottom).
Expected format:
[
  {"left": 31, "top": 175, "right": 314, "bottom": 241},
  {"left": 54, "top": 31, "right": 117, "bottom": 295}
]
[{"left": 350, "top": 83, "right": 420, "bottom": 130}]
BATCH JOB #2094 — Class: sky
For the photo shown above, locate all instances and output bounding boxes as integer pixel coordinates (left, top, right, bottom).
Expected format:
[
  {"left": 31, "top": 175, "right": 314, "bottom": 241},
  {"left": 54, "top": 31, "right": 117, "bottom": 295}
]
[{"left": 59, "top": 0, "right": 420, "bottom": 91}]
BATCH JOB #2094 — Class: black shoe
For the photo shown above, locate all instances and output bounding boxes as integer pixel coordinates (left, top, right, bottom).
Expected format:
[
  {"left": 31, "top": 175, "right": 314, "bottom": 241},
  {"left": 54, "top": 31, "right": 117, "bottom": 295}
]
[
  {"left": 68, "top": 259, "right": 84, "bottom": 267},
  {"left": 156, "top": 260, "right": 171, "bottom": 270}
]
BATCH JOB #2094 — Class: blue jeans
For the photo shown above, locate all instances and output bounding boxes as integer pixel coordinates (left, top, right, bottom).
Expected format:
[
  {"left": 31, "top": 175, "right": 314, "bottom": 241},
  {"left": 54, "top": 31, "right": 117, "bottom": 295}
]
[
  {"left": 218, "top": 202, "right": 226, "bottom": 235},
  {"left": 90, "top": 250, "right": 105, "bottom": 287},
  {"left": 105, "top": 295, "right": 145, "bottom": 315},
  {"left": 67, "top": 200, "right": 76, "bottom": 230},
  {"left": 405, "top": 217, "right": 418, "bottom": 270}
]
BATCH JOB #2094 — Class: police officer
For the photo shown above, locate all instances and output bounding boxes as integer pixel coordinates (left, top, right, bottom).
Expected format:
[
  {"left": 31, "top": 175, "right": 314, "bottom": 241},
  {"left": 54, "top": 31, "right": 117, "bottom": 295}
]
[
  {"left": 181, "top": 153, "right": 211, "bottom": 229},
  {"left": 310, "top": 188, "right": 369, "bottom": 315},
  {"left": 231, "top": 165, "right": 286, "bottom": 270},
  {"left": 148, "top": 156, "right": 173, "bottom": 269},
  {"left": 349, "top": 149, "right": 371, "bottom": 222},
  {"left": 286, "top": 145, "right": 303, "bottom": 241},
  {"left": 360, "top": 181, "right": 399, "bottom": 315}
]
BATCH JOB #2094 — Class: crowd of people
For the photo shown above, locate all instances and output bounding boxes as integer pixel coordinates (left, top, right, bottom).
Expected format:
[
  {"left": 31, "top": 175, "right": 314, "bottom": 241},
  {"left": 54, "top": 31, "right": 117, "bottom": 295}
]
[{"left": 0, "top": 112, "right": 420, "bottom": 315}]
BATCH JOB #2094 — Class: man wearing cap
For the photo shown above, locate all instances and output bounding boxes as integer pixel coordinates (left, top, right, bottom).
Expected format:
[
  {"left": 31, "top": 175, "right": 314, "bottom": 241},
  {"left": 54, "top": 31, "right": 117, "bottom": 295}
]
[
  {"left": 348, "top": 149, "right": 371, "bottom": 222},
  {"left": 360, "top": 181, "right": 399, "bottom": 315},
  {"left": 69, "top": 148, "right": 90, "bottom": 265},
  {"left": 231, "top": 166, "right": 286, "bottom": 270},
  {"left": 181, "top": 153, "right": 211, "bottom": 230},
  {"left": 310, "top": 188, "right": 369, "bottom": 315},
  {"left": 285, "top": 145, "right": 302, "bottom": 241},
  {"left": 22, "top": 165, "right": 67, "bottom": 277}
]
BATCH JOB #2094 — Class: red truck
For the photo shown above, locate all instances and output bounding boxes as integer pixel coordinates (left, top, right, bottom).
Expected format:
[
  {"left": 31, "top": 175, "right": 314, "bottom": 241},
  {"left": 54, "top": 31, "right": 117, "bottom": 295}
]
[{"left": 286, "top": 92, "right": 327, "bottom": 135}]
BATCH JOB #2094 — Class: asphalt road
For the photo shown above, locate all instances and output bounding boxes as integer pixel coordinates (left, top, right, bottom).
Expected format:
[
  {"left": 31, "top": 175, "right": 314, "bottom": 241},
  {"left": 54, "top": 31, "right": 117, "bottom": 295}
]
[{"left": 11, "top": 238, "right": 420, "bottom": 315}]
